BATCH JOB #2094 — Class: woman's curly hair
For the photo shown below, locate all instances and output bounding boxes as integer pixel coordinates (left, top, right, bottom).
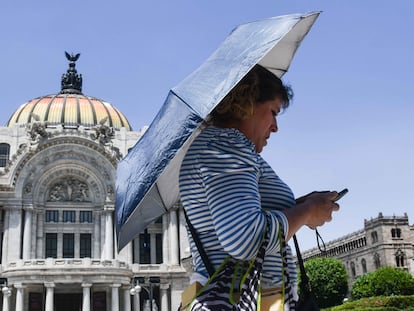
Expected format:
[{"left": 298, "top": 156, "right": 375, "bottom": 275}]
[{"left": 209, "top": 64, "right": 293, "bottom": 125}]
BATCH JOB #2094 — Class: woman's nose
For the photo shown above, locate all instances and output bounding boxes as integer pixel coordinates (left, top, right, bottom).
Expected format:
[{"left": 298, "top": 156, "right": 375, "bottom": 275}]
[{"left": 271, "top": 119, "right": 278, "bottom": 132}]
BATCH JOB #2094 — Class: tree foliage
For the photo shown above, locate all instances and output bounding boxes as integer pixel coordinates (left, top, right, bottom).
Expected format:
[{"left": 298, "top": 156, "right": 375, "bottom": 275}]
[
  {"left": 351, "top": 266, "right": 414, "bottom": 299},
  {"left": 301, "top": 257, "right": 348, "bottom": 308}
]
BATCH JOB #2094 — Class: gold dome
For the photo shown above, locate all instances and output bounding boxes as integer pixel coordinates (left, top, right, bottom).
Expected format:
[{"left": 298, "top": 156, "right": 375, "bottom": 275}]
[
  {"left": 6, "top": 52, "right": 132, "bottom": 131},
  {"left": 7, "top": 94, "right": 132, "bottom": 130}
]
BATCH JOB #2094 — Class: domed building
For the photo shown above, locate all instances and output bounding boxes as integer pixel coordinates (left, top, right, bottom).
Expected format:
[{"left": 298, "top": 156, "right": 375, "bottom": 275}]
[{"left": 0, "top": 53, "right": 191, "bottom": 311}]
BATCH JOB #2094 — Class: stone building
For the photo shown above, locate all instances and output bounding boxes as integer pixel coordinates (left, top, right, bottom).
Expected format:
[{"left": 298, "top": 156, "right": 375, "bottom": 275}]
[
  {"left": 301, "top": 213, "right": 414, "bottom": 285},
  {"left": 0, "top": 54, "right": 191, "bottom": 311}
]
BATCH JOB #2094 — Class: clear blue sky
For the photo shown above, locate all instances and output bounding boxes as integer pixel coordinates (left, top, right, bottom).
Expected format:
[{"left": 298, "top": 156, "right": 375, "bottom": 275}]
[{"left": 1, "top": 1, "right": 413, "bottom": 251}]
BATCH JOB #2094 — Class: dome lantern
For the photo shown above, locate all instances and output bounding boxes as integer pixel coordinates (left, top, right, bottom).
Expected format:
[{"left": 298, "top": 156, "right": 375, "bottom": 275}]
[
  {"left": 6, "top": 53, "right": 132, "bottom": 131},
  {"left": 60, "top": 52, "right": 83, "bottom": 94}
]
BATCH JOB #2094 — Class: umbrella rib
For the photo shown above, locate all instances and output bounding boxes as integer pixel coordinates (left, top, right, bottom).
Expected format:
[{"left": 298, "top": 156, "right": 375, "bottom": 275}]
[{"left": 170, "top": 90, "right": 200, "bottom": 115}]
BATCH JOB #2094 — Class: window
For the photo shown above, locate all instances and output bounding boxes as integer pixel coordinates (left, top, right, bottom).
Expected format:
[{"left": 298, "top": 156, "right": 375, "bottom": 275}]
[
  {"left": 63, "top": 233, "right": 75, "bottom": 258},
  {"left": 133, "top": 230, "right": 163, "bottom": 264},
  {"left": 46, "top": 233, "right": 57, "bottom": 258},
  {"left": 374, "top": 253, "right": 381, "bottom": 269},
  {"left": 156, "top": 233, "right": 163, "bottom": 264},
  {"left": 63, "top": 211, "right": 76, "bottom": 223},
  {"left": 80, "top": 233, "right": 92, "bottom": 258},
  {"left": 46, "top": 210, "right": 59, "bottom": 222},
  {"left": 391, "top": 228, "right": 401, "bottom": 238},
  {"left": 0, "top": 144, "right": 10, "bottom": 167},
  {"left": 395, "top": 249, "right": 405, "bottom": 267},
  {"left": 350, "top": 262, "right": 356, "bottom": 278},
  {"left": 80, "top": 211, "right": 93, "bottom": 223},
  {"left": 44, "top": 205, "right": 94, "bottom": 259},
  {"left": 139, "top": 230, "right": 151, "bottom": 264},
  {"left": 371, "top": 231, "right": 378, "bottom": 244},
  {"left": 361, "top": 258, "right": 367, "bottom": 274}
]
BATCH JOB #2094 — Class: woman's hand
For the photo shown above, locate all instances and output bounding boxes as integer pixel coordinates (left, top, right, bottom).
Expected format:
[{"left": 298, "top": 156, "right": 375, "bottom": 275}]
[
  {"left": 282, "top": 191, "right": 339, "bottom": 240},
  {"left": 300, "top": 191, "right": 339, "bottom": 229}
]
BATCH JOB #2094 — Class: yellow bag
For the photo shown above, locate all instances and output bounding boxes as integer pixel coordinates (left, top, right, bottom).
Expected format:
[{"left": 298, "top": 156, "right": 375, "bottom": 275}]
[{"left": 181, "top": 283, "right": 283, "bottom": 311}]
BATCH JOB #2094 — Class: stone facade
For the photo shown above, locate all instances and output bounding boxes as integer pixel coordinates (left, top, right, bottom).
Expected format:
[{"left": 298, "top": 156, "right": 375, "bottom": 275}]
[
  {"left": 0, "top": 57, "right": 192, "bottom": 311},
  {"left": 301, "top": 213, "right": 414, "bottom": 286}
]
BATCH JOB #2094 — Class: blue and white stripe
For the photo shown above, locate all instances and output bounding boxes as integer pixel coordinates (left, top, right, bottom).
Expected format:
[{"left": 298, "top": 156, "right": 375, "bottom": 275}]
[{"left": 179, "top": 126, "right": 297, "bottom": 288}]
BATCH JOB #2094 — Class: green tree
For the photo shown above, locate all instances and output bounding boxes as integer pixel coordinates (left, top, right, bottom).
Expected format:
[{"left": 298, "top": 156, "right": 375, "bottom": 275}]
[
  {"left": 301, "top": 257, "right": 348, "bottom": 308},
  {"left": 351, "top": 266, "right": 414, "bottom": 299},
  {"left": 349, "top": 272, "right": 372, "bottom": 300}
]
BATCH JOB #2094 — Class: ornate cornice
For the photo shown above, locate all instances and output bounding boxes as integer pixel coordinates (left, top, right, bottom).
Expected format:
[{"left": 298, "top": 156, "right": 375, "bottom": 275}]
[
  {"left": 0, "top": 128, "right": 122, "bottom": 184},
  {"left": 0, "top": 135, "right": 120, "bottom": 196}
]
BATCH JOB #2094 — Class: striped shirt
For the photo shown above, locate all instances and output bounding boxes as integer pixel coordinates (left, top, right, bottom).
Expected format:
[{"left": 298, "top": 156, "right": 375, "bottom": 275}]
[{"left": 179, "top": 126, "right": 297, "bottom": 288}]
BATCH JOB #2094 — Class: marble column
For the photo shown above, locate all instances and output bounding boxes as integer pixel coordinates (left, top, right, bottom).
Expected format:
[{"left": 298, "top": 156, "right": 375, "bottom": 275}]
[
  {"left": 104, "top": 207, "right": 114, "bottom": 260},
  {"left": 1, "top": 209, "right": 9, "bottom": 264},
  {"left": 111, "top": 283, "right": 121, "bottom": 311},
  {"left": 123, "top": 286, "right": 131, "bottom": 311},
  {"left": 169, "top": 208, "right": 179, "bottom": 265},
  {"left": 94, "top": 211, "right": 101, "bottom": 258},
  {"left": 178, "top": 207, "right": 191, "bottom": 259},
  {"left": 15, "top": 284, "right": 25, "bottom": 311},
  {"left": 57, "top": 232, "right": 63, "bottom": 258},
  {"left": 22, "top": 205, "right": 33, "bottom": 259},
  {"left": 1, "top": 286, "right": 12, "bottom": 311},
  {"left": 82, "top": 283, "right": 92, "bottom": 311},
  {"left": 36, "top": 211, "right": 44, "bottom": 258},
  {"left": 162, "top": 214, "right": 169, "bottom": 264},
  {"left": 44, "top": 283, "right": 55, "bottom": 311},
  {"left": 8, "top": 208, "right": 23, "bottom": 261},
  {"left": 160, "top": 284, "right": 170, "bottom": 311},
  {"left": 150, "top": 233, "right": 156, "bottom": 264}
]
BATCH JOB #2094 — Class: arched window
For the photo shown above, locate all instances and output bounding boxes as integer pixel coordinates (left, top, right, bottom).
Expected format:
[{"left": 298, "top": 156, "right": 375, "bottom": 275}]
[
  {"left": 361, "top": 258, "right": 367, "bottom": 274},
  {"left": 374, "top": 253, "right": 381, "bottom": 269},
  {"left": 0, "top": 143, "right": 10, "bottom": 167},
  {"left": 395, "top": 249, "right": 405, "bottom": 267},
  {"left": 350, "top": 262, "right": 356, "bottom": 278},
  {"left": 371, "top": 231, "right": 378, "bottom": 244}
]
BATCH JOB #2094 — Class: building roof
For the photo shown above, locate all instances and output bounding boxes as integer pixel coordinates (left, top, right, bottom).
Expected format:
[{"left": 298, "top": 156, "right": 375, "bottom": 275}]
[
  {"left": 6, "top": 52, "right": 132, "bottom": 131},
  {"left": 7, "top": 94, "right": 132, "bottom": 130}
]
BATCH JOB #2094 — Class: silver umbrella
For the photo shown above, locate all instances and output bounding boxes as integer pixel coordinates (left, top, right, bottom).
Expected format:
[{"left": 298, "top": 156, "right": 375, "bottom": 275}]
[{"left": 115, "top": 12, "right": 321, "bottom": 250}]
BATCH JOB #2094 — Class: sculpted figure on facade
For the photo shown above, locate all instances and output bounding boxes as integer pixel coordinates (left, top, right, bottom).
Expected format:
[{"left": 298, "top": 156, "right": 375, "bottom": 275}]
[
  {"left": 91, "top": 117, "right": 115, "bottom": 146},
  {"left": 27, "top": 113, "right": 50, "bottom": 144},
  {"left": 48, "top": 178, "right": 90, "bottom": 202}
]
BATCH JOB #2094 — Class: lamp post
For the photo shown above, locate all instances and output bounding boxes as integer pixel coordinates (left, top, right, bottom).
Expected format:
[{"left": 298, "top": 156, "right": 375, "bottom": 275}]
[
  {"left": 130, "top": 284, "right": 142, "bottom": 311},
  {"left": 2, "top": 286, "right": 12, "bottom": 311},
  {"left": 130, "top": 277, "right": 159, "bottom": 311}
]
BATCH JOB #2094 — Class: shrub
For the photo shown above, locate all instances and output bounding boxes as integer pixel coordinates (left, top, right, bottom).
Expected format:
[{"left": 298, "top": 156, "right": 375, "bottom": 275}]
[
  {"left": 351, "top": 267, "right": 414, "bottom": 299},
  {"left": 302, "top": 257, "right": 348, "bottom": 308},
  {"left": 329, "top": 295, "right": 414, "bottom": 310}
]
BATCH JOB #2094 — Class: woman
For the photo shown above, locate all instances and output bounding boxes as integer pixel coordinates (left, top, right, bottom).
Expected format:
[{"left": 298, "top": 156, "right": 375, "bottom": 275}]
[{"left": 179, "top": 64, "right": 339, "bottom": 310}]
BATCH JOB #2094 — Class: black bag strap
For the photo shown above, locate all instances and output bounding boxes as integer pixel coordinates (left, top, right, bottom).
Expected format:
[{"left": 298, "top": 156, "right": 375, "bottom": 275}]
[
  {"left": 183, "top": 209, "right": 215, "bottom": 277},
  {"left": 293, "top": 234, "right": 313, "bottom": 294}
]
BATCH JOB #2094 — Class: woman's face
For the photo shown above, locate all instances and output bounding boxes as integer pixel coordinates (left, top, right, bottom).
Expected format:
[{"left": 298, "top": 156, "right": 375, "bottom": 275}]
[{"left": 237, "top": 98, "right": 281, "bottom": 153}]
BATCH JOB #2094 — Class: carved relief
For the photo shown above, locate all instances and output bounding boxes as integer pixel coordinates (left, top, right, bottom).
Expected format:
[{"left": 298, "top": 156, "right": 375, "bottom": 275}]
[
  {"left": 24, "top": 183, "right": 32, "bottom": 194},
  {"left": 48, "top": 177, "right": 90, "bottom": 202}
]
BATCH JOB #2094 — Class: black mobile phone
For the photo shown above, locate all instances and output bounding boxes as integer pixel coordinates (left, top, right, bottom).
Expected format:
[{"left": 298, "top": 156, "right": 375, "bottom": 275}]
[{"left": 334, "top": 188, "right": 348, "bottom": 202}]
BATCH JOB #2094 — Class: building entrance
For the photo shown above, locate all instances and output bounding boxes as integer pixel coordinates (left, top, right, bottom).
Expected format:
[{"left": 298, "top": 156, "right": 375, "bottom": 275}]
[{"left": 54, "top": 293, "right": 82, "bottom": 311}]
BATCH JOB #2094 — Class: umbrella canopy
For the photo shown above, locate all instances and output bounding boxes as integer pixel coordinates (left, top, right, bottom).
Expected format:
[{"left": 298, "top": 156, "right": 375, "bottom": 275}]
[{"left": 115, "top": 12, "right": 321, "bottom": 251}]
